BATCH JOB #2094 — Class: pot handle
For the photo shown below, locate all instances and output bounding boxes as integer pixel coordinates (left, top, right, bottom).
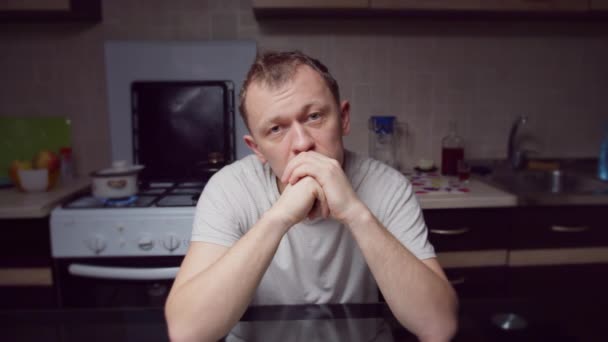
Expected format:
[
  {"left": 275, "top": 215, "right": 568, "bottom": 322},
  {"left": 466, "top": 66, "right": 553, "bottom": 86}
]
[{"left": 68, "top": 263, "right": 178, "bottom": 280}]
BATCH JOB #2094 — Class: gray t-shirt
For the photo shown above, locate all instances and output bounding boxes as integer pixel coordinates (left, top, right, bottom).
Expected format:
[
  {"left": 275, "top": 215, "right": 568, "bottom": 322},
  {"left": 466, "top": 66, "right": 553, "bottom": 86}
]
[{"left": 191, "top": 150, "right": 435, "bottom": 305}]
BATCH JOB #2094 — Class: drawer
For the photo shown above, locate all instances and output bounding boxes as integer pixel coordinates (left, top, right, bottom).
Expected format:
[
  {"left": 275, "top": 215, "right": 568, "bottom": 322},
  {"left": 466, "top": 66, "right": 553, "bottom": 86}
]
[
  {"left": 423, "top": 208, "right": 512, "bottom": 252},
  {"left": 508, "top": 264, "right": 608, "bottom": 298},
  {"left": 0, "top": 286, "right": 57, "bottom": 309},
  {"left": 510, "top": 206, "right": 608, "bottom": 249},
  {"left": 445, "top": 266, "right": 508, "bottom": 299},
  {"left": 1, "top": 217, "right": 52, "bottom": 267}
]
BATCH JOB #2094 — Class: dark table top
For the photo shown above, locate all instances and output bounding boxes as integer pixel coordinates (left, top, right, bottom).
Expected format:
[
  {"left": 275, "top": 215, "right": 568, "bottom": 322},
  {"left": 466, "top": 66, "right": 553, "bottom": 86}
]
[{"left": 0, "top": 297, "right": 605, "bottom": 341}]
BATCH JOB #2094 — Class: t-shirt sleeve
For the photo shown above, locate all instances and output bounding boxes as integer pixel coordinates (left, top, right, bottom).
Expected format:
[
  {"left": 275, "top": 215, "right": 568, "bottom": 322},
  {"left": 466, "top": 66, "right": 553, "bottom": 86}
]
[
  {"left": 381, "top": 173, "right": 436, "bottom": 260},
  {"left": 191, "top": 169, "right": 245, "bottom": 247}
]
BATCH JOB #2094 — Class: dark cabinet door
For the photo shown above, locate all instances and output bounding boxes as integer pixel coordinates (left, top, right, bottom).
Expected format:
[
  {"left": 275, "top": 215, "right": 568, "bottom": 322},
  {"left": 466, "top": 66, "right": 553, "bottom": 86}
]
[
  {"left": 508, "top": 264, "right": 608, "bottom": 298},
  {"left": 424, "top": 208, "right": 512, "bottom": 252},
  {"left": 445, "top": 266, "right": 508, "bottom": 299},
  {"left": 510, "top": 206, "right": 608, "bottom": 250}
]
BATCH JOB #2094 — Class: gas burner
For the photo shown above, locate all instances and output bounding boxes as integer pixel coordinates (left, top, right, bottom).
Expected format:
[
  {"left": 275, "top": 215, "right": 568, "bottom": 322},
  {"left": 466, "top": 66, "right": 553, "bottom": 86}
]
[{"left": 103, "top": 195, "right": 138, "bottom": 207}]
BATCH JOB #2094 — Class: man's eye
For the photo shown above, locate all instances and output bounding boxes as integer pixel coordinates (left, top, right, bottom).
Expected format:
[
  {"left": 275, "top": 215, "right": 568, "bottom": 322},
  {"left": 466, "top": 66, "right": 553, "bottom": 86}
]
[
  {"left": 309, "top": 113, "right": 321, "bottom": 121},
  {"left": 269, "top": 126, "right": 281, "bottom": 134}
]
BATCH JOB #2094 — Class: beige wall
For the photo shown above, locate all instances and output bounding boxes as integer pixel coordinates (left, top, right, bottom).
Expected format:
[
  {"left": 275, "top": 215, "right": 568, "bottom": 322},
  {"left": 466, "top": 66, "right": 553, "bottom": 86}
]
[{"left": 1, "top": 0, "right": 607, "bottom": 173}]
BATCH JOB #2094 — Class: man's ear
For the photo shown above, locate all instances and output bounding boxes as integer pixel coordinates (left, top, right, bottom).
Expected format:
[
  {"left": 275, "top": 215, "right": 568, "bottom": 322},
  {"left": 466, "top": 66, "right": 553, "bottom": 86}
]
[
  {"left": 244, "top": 135, "right": 267, "bottom": 163},
  {"left": 340, "top": 100, "right": 351, "bottom": 136}
]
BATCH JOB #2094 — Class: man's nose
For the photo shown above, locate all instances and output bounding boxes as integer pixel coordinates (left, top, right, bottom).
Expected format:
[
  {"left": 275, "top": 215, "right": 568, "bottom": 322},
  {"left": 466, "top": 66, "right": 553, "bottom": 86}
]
[{"left": 291, "top": 123, "right": 315, "bottom": 154}]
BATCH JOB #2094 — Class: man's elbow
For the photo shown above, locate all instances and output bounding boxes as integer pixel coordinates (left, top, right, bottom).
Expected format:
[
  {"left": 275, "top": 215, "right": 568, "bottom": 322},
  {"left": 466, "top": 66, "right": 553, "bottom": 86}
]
[
  {"left": 165, "top": 303, "right": 226, "bottom": 342},
  {"left": 419, "top": 297, "right": 459, "bottom": 342},
  {"left": 419, "top": 315, "right": 458, "bottom": 342},
  {"left": 166, "top": 316, "right": 218, "bottom": 342}
]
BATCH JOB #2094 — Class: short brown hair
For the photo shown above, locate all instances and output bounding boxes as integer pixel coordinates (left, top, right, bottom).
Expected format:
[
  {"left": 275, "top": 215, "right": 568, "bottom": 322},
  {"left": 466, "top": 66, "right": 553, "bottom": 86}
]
[{"left": 239, "top": 50, "right": 341, "bottom": 131}]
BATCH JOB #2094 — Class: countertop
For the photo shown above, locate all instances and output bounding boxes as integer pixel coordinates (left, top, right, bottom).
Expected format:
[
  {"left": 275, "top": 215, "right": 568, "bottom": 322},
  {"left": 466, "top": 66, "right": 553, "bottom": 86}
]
[
  {"left": 410, "top": 176, "right": 518, "bottom": 210},
  {"left": 0, "top": 178, "right": 90, "bottom": 219},
  {"left": 1, "top": 298, "right": 605, "bottom": 341}
]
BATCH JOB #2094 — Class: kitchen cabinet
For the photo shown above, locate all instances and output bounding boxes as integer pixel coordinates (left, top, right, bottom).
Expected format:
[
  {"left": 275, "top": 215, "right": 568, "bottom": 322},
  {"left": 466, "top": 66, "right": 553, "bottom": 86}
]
[
  {"left": 424, "top": 208, "right": 511, "bottom": 252},
  {"left": 424, "top": 208, "right": 512, "bottom": 298},
  {"left": 0, "top": 0, "right": 101, "bottom": 22},
  {"left": 424, "top": 205, "right": 608, "bottom": 299},
  {"left": 255, "top": 0, "right": 596, "bottom": 16},
  {"left": 252, "top": 0, "right": 369, "bottom": 9},
  {"left": 0, "top": 217, "right": 56, "bottom": 309},
  {"left": 370, "top": 0, "right": 480, "bottom": 11},
  {"left": 0, "top": 0, "right": 70, "bottom": 11},
  {"left": 509, "top": 206, "right": 607, "bottom": 250},
  {"left": 445, "top": 266, "right": 508, "bottom": 298},
  {"left": 590, "top": 0, "right": 608, "bottom": 10},
  {"left": 479, "top": 0, "right": 587, "bottom": 12},
  {"left": 509, "top": 264, "right": 608, "bottom": 298},
  {"left": 507, "top": 205, "right": 608, "bottom": 298}
]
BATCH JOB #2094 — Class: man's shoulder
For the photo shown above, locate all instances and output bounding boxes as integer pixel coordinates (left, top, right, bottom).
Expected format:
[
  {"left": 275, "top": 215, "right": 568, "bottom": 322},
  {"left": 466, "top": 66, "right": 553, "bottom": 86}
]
[
  {"left": 204, "top": 154, "right": 273, "bottom": 197},
  {"left": 213, "top": 154, "right": 267, "bottom": 180}
]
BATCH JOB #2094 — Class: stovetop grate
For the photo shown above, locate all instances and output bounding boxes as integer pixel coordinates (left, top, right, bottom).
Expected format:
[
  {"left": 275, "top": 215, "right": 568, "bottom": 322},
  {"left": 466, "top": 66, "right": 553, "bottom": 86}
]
[{"left": 63, "top": 181, "right": 206, "bottom": 209}]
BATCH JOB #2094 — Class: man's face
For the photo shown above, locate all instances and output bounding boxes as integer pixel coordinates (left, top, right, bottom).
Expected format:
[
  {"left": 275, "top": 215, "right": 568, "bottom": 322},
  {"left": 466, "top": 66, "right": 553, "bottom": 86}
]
[{"left": 243, "top": 65, "right": 351, "bottom": 188}]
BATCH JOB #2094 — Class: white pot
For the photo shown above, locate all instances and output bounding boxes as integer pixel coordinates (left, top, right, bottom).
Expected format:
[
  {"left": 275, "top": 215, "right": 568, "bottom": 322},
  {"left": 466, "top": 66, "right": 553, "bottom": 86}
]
[{"left": 90, "top": 161, "right": 144, "bottom": 199}]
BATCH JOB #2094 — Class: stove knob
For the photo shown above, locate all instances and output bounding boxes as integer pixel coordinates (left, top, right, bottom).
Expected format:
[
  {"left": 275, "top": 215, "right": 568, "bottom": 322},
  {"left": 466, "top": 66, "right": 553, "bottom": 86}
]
[
  {"left": 138, "top": 236, "right": 155, "bottom": 251},
  {"left": 86, "top": 234, "right": 107, "bottom": 254},
  {"left": 162, "top": 234, "right": 181, "bottom": 252}
]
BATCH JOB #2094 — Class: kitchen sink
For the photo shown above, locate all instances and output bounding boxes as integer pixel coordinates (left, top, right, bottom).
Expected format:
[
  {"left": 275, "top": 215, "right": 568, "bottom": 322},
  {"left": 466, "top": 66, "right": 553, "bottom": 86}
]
[
  {"left": 481, "top": 163, "right": 608, "bottom": 205},
  {"left": 490, "top": 169, "right": 608, "bottom": 195}
]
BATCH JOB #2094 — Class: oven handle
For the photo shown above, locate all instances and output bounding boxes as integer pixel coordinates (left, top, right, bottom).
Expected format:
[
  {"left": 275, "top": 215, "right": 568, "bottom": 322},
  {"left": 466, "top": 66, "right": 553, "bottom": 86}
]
[{"left": 68, "top": 263, "right": 179, "bottom": 280}]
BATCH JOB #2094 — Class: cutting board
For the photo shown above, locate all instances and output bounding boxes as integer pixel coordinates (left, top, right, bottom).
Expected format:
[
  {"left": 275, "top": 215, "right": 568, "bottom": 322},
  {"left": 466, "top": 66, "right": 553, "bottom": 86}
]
[{"left": 0, "top": 117, "right": 71, "bottom": 181}]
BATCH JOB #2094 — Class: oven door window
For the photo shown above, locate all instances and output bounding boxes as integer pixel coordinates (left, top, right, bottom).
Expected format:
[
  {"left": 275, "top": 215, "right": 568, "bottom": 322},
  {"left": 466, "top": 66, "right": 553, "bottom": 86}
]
[
  {"left": 131, "top": 81, "right": 235, "bottom": 181},
  {"left": 55, "top": 256, "right": 183, "bottom": 308}
]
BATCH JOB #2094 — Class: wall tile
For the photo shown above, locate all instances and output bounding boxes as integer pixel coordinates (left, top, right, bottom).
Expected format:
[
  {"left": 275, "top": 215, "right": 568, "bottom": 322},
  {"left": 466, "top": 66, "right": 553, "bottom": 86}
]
[{"left": 1, "top": 0, "right": 608, "bottom": 176}]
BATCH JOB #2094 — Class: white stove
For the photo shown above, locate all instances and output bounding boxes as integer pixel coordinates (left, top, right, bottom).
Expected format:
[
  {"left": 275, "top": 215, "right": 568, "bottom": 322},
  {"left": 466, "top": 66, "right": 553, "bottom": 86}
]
[
  {"left": 49, "top": 183, "right": 199, "bottom": 308},
  {"left": 50, "top": 181, "right": 202, "bottom": 258}
]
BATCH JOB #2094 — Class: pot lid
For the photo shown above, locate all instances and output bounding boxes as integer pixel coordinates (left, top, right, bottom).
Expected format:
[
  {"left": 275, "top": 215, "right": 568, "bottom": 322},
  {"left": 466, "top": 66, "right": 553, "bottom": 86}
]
[{"left": 91, "top": 160, "right": 144, "bottom": 177}]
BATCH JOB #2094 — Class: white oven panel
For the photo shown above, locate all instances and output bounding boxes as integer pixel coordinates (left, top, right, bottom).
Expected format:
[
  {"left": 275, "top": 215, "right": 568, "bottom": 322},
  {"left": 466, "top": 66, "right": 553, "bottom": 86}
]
[{"left": 50, "top": 207, "right": 195, "bottom": 257}]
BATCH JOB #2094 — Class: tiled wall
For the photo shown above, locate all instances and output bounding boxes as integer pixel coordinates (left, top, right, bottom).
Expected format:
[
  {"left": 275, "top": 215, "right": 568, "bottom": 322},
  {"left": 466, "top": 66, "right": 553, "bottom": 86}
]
[{"left": 1, "top": 0, "right": 607, "bottom": 173}]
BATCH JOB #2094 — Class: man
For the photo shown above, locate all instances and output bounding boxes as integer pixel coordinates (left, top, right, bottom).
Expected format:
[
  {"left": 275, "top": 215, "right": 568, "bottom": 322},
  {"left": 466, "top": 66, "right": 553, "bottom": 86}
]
[{"left": 165, "top": 51, "right": 458, "bottom": 342}]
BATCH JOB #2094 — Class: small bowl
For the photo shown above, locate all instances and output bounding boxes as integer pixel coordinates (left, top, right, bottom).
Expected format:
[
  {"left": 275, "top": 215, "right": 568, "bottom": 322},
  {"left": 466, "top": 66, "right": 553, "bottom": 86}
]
[{"left": 18, "top": 169, "right": 49, "bottom": 192}]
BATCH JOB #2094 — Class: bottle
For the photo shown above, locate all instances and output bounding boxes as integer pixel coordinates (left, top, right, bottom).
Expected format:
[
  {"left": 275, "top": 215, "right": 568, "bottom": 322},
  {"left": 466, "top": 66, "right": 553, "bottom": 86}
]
[
  {"left": 599, "top": 125, "right": 608, "bottom": 181},
  {"left": 369, "top": 116, "right": 398, "bottom": 169},
  {"left": 59, "top": 147, "right": 75, "bottom": 183},
  {"left": 441, "top": 121, "right": 464, "bottom": 176}
]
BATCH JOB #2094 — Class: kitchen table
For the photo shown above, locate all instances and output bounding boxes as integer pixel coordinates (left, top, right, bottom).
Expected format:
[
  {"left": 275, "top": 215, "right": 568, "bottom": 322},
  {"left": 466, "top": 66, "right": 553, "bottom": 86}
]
[{"left": 1, "top": 297, "right": 605, "bottom": 341}]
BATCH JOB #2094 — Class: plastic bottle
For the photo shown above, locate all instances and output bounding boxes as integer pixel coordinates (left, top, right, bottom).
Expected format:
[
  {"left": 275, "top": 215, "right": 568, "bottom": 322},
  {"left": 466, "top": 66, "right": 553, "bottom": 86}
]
[
  {"left": 59, "top": 147, "right": 75, "bottom": 183},
  {"left": 599, "top": 126, "right": 608, "bottom": 181},
  {"left": 441, "top": 121, "right": 464, "bottom": 176}
]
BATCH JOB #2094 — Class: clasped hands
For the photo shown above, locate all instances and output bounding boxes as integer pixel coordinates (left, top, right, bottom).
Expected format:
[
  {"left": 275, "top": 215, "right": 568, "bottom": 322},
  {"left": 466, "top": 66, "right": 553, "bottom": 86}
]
[{"left": 271, "top": 151, "right": 365, "bottom": 228}]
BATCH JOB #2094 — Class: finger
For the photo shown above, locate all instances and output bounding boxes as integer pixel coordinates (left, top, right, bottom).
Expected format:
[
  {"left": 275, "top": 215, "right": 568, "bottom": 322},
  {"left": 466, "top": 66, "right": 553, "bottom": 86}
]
[
  {"left": 309, "top": 180, "right": 329, "bottom": 220},
  {"left": 319, "top": 186, "right": 329, "bottom": 218},
  {"left": 288, "top": 162, "right": 324, "bottom": 186},
  {"left": 281, "top": 151, "right": 328, "bottom": 184},
  {"left": 314, "top": 180, "right": 329, "bottom": 219},
  {"left": 281, "top": 152, "right": 308, "bottom": 184}
]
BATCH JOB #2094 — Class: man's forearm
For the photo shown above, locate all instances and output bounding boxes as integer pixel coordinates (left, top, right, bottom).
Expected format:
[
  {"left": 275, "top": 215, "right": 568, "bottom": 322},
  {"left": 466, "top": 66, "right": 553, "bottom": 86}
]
[
  {"left": 165, "top": 211, "right": 289, "bottom": 342},
  {"left": 346, "top": 207, "right": 458, "bottom": 341}
]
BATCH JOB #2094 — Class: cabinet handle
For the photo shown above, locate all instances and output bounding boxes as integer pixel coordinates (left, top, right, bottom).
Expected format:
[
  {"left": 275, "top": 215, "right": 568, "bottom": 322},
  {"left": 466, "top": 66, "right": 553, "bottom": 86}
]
[
  {"left": 430, "top": 227, "right": 471, "bottom": 235},
  {"left": 550, "top": 225, "right": 590, "bottom": 233},
  {"left": 448, "top": 276, "right": 466, "bottom": 286}
]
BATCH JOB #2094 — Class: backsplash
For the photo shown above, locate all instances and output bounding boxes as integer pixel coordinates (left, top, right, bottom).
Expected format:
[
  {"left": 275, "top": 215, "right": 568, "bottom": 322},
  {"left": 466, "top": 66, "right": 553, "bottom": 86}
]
[{"left": 1, "top": 0, "right": 607, "bottom": 173}]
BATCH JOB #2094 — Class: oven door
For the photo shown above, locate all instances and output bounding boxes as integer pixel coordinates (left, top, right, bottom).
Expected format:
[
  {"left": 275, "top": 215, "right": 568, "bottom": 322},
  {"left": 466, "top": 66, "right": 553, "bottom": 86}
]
[{"left": 54, "top": 256, "right": 183, "bottom": 308}]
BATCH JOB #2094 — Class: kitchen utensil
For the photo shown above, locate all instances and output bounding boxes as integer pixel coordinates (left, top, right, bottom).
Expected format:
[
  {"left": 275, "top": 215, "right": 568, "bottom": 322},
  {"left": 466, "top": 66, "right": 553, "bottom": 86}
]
[
  {"left": 18, "top": 169, "right": 49, "bottom": 192},
  {"left": 90, "top": 161, "right": 144, "bottom": 199}
]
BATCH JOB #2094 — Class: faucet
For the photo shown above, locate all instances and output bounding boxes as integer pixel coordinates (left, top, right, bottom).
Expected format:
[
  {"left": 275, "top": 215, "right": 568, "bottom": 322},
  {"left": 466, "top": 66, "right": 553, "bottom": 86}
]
[{"left": 507, "top": 115, "right": 528, "bottom": 169}]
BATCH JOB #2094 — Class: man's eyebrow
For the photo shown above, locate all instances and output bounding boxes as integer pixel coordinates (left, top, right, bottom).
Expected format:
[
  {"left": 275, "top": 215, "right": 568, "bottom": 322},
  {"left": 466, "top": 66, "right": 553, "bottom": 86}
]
[{"left": 259, "top": 102, "right": 323, "bottom": 128}]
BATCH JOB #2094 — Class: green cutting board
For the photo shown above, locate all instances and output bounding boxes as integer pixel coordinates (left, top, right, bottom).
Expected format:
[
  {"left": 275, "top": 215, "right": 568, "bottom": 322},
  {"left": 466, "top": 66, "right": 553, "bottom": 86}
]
[{"left": 0, "top": 117, "right": 71, "bottom": 180}]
